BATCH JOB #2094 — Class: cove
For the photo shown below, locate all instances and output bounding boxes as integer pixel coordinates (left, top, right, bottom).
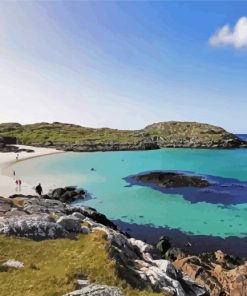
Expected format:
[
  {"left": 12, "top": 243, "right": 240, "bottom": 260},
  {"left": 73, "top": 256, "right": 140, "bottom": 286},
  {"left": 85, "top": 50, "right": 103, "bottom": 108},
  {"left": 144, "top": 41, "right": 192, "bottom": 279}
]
[{"left": 11, "top": 148, "right": 247, "bottom": 255}]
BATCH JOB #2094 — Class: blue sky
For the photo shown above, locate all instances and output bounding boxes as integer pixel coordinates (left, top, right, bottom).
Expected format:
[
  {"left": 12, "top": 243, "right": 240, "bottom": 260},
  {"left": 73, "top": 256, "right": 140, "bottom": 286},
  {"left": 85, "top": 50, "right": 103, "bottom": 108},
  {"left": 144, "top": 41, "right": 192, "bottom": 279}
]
[{"left": 0, "top": 1, "right": 247, "bottom": 132}]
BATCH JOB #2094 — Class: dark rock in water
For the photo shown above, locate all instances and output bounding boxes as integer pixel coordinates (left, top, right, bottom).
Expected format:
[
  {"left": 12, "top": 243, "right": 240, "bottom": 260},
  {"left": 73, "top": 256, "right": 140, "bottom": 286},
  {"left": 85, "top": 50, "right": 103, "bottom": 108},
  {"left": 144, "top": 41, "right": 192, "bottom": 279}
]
[
  {"left": 48, "top": 187, "right": 86, "bottom": 203},
  {"left": 156, "top": 235, "right": 171, "bottom": 254},
  {"left": 132, "top": 171, "right": 212, "bottom": 188}
]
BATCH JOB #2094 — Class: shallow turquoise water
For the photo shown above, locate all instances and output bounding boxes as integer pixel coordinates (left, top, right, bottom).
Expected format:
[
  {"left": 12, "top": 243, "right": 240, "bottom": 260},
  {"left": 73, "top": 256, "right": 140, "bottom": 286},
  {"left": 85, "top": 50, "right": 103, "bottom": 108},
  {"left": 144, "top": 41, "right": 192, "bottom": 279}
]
[{"left": 14, "top": 148, "right": 247, "bottom": 238}]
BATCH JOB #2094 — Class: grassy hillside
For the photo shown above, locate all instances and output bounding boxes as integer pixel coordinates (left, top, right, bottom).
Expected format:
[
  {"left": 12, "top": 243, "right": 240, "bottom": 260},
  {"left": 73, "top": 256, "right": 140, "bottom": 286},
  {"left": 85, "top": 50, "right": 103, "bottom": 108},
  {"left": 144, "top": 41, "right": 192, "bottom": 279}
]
[
  {"left": 0, "top": 121, "right": 243, "bottom": 147},
  {"left": 0, "top": 122, "right": 144, "bottom": 145},
  {"left": 144, "top": 121, "right": 237, "bottom": 143},
  {"left": 0, "top": 231, "right": 164, "bottom": 296}
]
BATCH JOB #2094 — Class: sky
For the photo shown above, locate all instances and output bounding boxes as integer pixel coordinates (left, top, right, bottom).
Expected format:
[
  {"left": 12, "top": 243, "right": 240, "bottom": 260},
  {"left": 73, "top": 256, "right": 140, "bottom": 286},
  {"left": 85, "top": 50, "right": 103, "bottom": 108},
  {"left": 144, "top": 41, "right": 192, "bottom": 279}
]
[{"left": 0, "top": 1, "right": 247, "bottom": 133}]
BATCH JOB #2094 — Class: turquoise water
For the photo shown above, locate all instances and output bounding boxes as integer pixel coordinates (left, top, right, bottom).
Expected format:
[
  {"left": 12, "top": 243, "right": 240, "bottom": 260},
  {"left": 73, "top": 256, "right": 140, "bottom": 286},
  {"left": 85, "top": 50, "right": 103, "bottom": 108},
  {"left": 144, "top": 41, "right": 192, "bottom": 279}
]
[{"left": 14, "top": 148, "right": 247, "bottom": 239}]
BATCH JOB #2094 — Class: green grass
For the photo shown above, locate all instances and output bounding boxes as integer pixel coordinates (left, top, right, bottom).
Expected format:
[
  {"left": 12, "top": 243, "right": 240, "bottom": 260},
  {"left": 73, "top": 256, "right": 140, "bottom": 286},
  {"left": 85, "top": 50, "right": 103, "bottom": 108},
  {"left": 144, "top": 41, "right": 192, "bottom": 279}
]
[
  {"left": 0, "top": 121, "right": 237, "bottom": 146},
  {"left": 0, "top": 231, "right": 165, "bottom": 296},
  {"left": 0, "top": 122, "right": 143, "bottom": 145}
]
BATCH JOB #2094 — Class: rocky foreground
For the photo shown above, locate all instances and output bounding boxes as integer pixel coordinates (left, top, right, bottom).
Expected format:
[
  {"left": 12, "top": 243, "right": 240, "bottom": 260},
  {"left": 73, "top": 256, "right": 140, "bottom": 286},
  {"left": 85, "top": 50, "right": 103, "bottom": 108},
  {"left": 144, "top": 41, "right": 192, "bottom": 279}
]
[
  {"left": 0, "top": 187, "right": 246, "bottom": 296},
  {"left": 0, "top": 121, "right": 246, "bottom": 151}
]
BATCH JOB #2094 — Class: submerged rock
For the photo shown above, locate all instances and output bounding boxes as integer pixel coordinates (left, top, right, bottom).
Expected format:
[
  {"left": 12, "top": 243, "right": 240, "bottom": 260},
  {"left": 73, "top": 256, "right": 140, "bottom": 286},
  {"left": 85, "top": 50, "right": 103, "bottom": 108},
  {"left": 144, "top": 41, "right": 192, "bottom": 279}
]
[{"left": 132, "top": 171, "right": 212, "bottom": 189}]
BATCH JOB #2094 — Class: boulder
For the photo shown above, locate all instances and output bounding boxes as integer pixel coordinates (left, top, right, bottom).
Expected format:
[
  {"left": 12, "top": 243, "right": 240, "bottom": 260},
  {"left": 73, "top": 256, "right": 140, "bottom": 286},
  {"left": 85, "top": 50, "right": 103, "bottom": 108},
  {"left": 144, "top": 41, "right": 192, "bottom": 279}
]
[
  {"left": 57, "top": 215, "right": 82, "bottom": 232},
  {"left": 23, "top": 198, "right": 66, "bottom": 216},
  {"left": 0, "top": 214, "right": 69, "bottom": 240},
  {"left": 64, "top": 284, "right": 124, "bottom": 296},
  {"left": 71, "top": 212, "right": 85, "bottom": 222},
  {"left": 0, "top": 197, "right": 12, "bottom": 214},
  {"left": 67, "top": 206, "right": 117, "bottom": 230},
  {"left": 87, "top": 222, "right": 208, "bottom": 296},
  {"left": 2, "top": 259, "right": 24, "bottom": 269},
  {"left": 48, "top": 187, "right": 85, "bottom": 203},
  {"left": 156, "top": 236, "right": 171, "bottom": 255}
]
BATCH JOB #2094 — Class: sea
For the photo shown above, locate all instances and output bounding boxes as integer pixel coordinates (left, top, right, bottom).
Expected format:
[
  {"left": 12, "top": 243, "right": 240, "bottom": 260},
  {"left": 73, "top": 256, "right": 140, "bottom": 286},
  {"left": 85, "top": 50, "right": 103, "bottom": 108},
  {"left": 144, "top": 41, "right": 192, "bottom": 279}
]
[{"left": 11, "top": 135, "right": 247, "bottom": 256}]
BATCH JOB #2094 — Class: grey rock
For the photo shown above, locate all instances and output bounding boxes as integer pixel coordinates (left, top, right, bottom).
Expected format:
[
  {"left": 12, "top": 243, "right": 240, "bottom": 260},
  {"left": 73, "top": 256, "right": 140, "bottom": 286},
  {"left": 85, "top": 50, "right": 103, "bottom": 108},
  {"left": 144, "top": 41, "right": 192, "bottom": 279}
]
[
  {"left": 23, "top": 198, "right": 66, "bottom": 216},
  {"left": 0, "top": 214, "right": 69, "bottom": 240},
  {"left": 0, "top": 197, "right": 12, "bottom": 213},
  {"left": 65, "top": 284, "right": 123, "bottom": 296},
  {"left": 76, "top": 279, "right": 90, "bottom": 289},
  {"left": 57, "top": 215, "right": 82, "bottom": 232},
  {"left": 66, "top": 206, "right": 117, "bottom": 230},
  {"left": 71, "top": 212, "right": 85, "bottom": 222},
  {"left": 2, "top": 259, "right": 24, "bottom": 269},
  {"left": 81, "top": 226, "right": 90, "bottom": 234}
]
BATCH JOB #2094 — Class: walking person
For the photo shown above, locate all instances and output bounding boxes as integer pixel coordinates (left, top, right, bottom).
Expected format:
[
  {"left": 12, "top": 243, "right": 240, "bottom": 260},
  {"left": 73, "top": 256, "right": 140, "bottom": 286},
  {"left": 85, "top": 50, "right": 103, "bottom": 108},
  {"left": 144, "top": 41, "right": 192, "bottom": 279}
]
[
  {"left": 18, "top": 179, "right": 22, "bottom": 192},
  {"left": 15, "top": 179, "right": 19, "bottom": 192},
  {"left": 35, "top": 183, "right": 43, "bottom": 200}
]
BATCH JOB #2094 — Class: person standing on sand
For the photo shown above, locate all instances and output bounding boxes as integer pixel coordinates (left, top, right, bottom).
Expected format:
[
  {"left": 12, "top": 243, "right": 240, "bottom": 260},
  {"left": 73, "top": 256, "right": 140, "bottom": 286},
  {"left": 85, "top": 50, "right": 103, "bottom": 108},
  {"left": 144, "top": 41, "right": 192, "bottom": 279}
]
[
  {"left": 35, "top": 183, "right": 43, "bottom": 199},
  {"left": 15, "top": 179, "right": 19, "bottom": 192},
  {"left": 16, "top": 154, "right": 19, "bottom": 161},
  {"left": 18, "top": 179, "right": 22, "bottom": 191}
]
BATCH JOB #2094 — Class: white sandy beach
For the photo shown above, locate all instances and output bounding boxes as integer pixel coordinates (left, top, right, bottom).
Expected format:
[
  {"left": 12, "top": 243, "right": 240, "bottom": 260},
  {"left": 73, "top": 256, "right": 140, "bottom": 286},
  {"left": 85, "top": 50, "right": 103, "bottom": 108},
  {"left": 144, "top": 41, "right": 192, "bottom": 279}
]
[{"left": 0, "top": 145, "right": 63, "bottom": 197}]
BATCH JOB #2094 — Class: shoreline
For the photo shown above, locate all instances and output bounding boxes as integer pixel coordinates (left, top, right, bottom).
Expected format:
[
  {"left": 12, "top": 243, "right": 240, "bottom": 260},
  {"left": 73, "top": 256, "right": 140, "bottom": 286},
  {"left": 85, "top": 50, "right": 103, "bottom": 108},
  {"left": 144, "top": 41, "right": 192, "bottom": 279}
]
[
  {"left": 0, "top": 145, "right": 64, "bottom": 197},
  {"left": 114, "top": 219, "right": 247, "bottom": 258}
]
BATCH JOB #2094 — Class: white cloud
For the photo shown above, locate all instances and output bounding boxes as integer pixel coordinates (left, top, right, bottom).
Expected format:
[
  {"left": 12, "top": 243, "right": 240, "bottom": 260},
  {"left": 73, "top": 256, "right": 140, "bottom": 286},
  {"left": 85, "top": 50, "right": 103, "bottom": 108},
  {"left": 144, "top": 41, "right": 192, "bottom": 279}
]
[{"left": 209, "top": 16, "right": 247, "bottom": 48}]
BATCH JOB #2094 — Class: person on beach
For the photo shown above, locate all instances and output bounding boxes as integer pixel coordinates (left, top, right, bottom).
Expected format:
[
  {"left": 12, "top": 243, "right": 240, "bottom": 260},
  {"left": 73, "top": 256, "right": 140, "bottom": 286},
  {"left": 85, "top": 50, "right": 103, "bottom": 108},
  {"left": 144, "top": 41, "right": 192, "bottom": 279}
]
[
  {"left": 16, "top": 154, "right": 19, "bottom": 161},
  {"left": 18, "top": 179, "right": 22, "bottom": 191},
  {"left": 35, "top": 183, "right": 43, "bottom": 199},
  {"left": 15, "top": 179, "right": 19, "bottom": 192},
  {"left": 13, "top": 170, "right": 15, "bottom": 178}
]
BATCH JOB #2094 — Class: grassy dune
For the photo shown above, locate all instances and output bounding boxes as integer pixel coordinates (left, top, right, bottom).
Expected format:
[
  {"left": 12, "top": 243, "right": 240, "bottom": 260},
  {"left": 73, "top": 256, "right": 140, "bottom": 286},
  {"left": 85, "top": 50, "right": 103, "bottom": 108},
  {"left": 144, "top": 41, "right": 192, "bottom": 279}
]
[{"left": 0, "top": 231, "right": 164, "bottom": 296}]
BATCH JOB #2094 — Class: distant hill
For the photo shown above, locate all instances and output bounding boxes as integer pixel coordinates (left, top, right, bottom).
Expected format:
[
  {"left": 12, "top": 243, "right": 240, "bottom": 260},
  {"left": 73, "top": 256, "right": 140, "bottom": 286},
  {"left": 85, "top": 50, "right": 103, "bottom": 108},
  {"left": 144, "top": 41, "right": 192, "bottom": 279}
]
[{"left": 0, "top": 121, "right": 246, "bottom": 151}]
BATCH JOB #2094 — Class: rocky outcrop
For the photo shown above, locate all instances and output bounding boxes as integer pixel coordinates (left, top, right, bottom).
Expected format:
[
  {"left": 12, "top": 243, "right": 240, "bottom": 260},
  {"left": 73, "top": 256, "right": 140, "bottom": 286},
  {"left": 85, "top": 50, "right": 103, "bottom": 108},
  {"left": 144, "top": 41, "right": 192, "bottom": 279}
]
[
  {"left": 173, "top": 252, "right": 247, "bottom": 296},
  {"left": 0, "top": 213, "right": 70, "bottom": 240},
  {"left": 144, "top": 121, "right": 247, "bottom": 149},
  {"left": 0, "top": 136, "right": 33, "bottom": 152},
  {"left": 0, "top": 190, "right": 208, "bottom": 296},
  {"left": 0, "top": 196, "right": 91, "bottom": 240},
  {"left": 84, "top": 220, "right": 208, "bottom": 296},
  {"left": 47, "top": 186, "right": 86, "bottom": 203},
  {"left": 130, "top": 171, "right": 212, "bottom": 189},
  {"left": 0, "top": 189, "right": 246, "bottom": 296},
  {"left": 9, "top": 186, "right": 87, "bottom": 204},
  {"left": 35, "top": 140, "right": 159, "bottom": 152},
  {"left": 155, "top": 236, "right": 247, "bottom": 296}
]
